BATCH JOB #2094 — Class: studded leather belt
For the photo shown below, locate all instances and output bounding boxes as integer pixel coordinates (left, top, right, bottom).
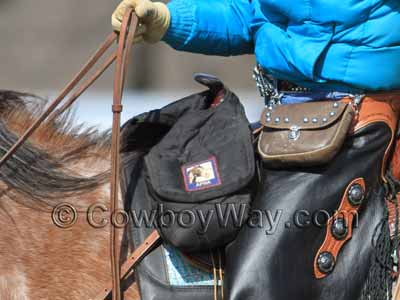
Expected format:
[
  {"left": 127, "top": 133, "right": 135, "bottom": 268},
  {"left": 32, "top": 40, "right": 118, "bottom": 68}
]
[{"left": 278, "top": 80, "right": 312, "bottom": 93}]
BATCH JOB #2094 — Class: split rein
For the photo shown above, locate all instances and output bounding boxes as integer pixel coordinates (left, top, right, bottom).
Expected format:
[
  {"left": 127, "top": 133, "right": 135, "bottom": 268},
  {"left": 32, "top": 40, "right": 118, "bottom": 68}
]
[{"left": 0, "top": 9, "right": 140, "bottom": 300}]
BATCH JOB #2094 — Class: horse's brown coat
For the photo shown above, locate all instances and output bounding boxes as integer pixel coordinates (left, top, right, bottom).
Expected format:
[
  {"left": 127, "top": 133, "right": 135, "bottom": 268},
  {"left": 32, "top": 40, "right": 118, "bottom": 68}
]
[{"left": 0, "top": 91, "right": 140, "bottom": 300}]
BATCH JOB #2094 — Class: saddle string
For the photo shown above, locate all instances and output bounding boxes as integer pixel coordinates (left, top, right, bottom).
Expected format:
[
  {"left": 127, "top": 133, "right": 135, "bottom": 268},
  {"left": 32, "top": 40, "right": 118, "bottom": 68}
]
[
  {"left": 210, "top": 249, "right": 224, "bottom": 300},
  {"left": 218, "top": 249, "right": 224, "bottom": 300},
  {"left": 364, "top": 214, "right": 393, "bottom": 300},
  {"left": 361, "top": 170, "right": 400, "bottom": 300},
  {"left": 210, "top": 250, "right": 219, "bottom": 300}
]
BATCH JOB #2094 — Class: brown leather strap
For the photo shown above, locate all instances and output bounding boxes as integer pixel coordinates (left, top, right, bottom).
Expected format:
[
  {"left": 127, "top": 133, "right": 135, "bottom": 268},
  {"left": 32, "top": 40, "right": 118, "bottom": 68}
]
[
  {"left": 0, "top": 9, "right": 142, "bottom": 300},
  {"left": 314, "top": 178, "right": 365, "bottom": 279},
  {"left": 120, "top": 231, "right": 161, "bottom": 282},
  {"left": 0, "top": 32, "right": 118, "bottom": 168},
  {"left": 91, "top": 230, "right": 161, "bottom": 300},
  {"left": 109, "top": 9, "right": 137, "bottom": 300},
  {"left": 47, "top": 51, "right": 118, "bottom": 122},
  {"left": 352, "top": 95, "right": 400, "bottom": 182}
]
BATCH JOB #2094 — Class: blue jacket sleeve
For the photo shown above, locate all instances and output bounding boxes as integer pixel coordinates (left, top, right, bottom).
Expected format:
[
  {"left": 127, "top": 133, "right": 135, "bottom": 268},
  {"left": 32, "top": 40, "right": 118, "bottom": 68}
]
[{"left": 162, "top": 0, "right": 254, "bottom": 56}]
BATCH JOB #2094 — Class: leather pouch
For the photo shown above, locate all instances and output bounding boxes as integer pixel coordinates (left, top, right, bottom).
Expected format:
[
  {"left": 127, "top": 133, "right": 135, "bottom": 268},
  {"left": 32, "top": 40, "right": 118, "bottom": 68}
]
[{"left": 257, "top": 101, "right": 354, "bottom": 167}]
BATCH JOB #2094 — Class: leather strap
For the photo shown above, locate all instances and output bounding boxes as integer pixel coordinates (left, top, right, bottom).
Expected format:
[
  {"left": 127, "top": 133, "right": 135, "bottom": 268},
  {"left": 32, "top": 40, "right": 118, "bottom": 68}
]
[
  {"left": 0, "top": 32, "right": 118, "bottom": 168},
  {"left": 314, "top": 178, "right": 365, "bottom": 279},
  {"left": 47, "top": 51, "right": 118, "bottom": 122},
  {"left": 109, "top": 9, "right": 137, "bottom": 300},
  {"left": 0, "top": 9, "right": 141, "bottom": 300},
  {"left": 91, "top": 230, "right": 161, "bottom": 300},
  {"left": 352, "top": 95, "right": 400, "bottom": 182}
]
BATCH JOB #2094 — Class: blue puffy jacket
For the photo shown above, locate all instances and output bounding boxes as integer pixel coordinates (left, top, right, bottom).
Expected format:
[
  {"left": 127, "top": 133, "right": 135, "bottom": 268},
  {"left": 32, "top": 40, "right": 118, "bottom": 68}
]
[{"left": 163, "top": 0, "right": 400, "bottom": 92}]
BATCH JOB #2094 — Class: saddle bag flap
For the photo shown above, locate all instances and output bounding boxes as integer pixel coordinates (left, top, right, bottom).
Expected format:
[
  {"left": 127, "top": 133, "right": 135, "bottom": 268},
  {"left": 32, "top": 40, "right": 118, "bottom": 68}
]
[
  {"left": 142, "top": 87, "right": 256, "bottom": 252},
  {"left": 257, "top": 101, "right": 354, "bottom": 166},
  {"left": 144, "top": 90, "right": 255, "bottom": 204}
]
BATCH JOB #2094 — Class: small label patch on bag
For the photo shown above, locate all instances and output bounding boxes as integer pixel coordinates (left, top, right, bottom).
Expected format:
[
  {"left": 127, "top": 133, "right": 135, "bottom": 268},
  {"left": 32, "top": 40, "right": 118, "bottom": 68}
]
[{"left": 182, "top": 157, "right": 221, "bottom": 192}]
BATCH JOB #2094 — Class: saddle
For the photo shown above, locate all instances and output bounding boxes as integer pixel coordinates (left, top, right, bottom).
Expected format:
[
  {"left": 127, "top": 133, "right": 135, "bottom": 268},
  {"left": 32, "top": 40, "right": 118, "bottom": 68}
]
[
  {"left": 118, "top": 86, "right": 400, "bottom": 300},
  {"left": 119, "top": 73, "right": 256, "bottom": 300}
]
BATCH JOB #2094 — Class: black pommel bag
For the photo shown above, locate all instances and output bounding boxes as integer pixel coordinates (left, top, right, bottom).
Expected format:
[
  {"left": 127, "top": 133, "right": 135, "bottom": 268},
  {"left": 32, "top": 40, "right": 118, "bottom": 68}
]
[{"left": 126, "top": 74, "right": 256, "bottom": 252}]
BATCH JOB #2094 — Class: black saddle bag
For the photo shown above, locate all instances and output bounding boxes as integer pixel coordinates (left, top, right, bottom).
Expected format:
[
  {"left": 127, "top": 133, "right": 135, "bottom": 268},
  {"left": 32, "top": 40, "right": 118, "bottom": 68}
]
[
  {"left": 120, "top": 74, "right": 256, "bottom": 300},
  {"left": 142, "top": 75, "right": 255, "bottom": 252}
]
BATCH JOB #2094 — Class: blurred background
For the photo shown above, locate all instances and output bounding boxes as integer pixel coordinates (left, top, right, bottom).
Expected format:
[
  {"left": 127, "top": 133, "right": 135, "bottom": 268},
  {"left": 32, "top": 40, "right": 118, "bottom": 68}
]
[{"left": 0, "top": 0, "right": 262, "bottom": 128}]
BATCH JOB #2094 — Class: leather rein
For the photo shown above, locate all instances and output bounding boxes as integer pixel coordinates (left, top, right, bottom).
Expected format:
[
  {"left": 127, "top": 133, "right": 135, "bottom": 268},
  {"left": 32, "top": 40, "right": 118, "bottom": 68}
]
[{"left": 0, "top": 9, "right": 161, "bottom": 300}]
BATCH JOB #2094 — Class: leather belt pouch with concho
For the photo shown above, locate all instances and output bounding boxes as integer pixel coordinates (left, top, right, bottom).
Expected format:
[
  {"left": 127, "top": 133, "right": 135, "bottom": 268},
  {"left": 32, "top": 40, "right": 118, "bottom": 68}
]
[{"left": 257, "top": 101, "right": 355, "bottom": 167}]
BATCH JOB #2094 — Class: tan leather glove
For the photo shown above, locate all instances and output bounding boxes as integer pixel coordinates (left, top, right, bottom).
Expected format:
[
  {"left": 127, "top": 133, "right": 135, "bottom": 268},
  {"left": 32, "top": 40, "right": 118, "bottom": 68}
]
[{"left": 112, "top": 0, "right": 170, "bottom": 44}]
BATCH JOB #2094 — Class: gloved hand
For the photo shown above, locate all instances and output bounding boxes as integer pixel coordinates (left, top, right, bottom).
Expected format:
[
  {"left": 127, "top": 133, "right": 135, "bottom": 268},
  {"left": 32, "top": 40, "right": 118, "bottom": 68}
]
[{"left": 112, "top": 0, "right": 170, "bottom": 44}]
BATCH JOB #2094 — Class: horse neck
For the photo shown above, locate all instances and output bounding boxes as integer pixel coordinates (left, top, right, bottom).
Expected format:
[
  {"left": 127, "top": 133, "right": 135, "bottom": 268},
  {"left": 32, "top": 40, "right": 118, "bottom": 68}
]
[
  {"left": 0, "top": 164, "right": 139, "bottom": 300},
  {"left": 0, "top": 134, "right": 137, "bottom": 298}
]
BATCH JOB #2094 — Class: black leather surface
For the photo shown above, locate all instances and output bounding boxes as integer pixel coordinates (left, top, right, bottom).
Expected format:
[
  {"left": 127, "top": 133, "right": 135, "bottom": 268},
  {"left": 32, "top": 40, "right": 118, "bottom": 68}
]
[
  {"left": 120, "top": 102, "right": 225, "bottom": 300},
  {"left": 225, "top": 121, "right": 392, "bottom": 300},
  {"left": 120, "top": 93, "right": 393, "bottom": 299},
  {"left": 120, "top": 150, "right": 220, "bottom": 300}
]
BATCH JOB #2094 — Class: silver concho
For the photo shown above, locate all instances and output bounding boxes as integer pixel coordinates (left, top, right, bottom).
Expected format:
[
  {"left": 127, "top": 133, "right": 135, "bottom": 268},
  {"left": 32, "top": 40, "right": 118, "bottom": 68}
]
[{"left": 288, "top": 125, "right": 300, "bottom": 141}]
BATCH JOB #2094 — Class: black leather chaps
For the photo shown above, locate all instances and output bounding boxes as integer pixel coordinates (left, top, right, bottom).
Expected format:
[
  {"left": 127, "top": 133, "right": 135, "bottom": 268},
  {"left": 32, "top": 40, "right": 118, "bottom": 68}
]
[{"left": 225, "top": 121, "right": 392, "bottom": 300}]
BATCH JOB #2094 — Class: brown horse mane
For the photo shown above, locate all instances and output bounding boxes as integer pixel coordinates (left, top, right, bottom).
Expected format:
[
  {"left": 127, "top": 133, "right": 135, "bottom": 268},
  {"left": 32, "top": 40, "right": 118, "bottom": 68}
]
[{"left": 0, "top": 90, "right": 111, "bottom": 207}]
